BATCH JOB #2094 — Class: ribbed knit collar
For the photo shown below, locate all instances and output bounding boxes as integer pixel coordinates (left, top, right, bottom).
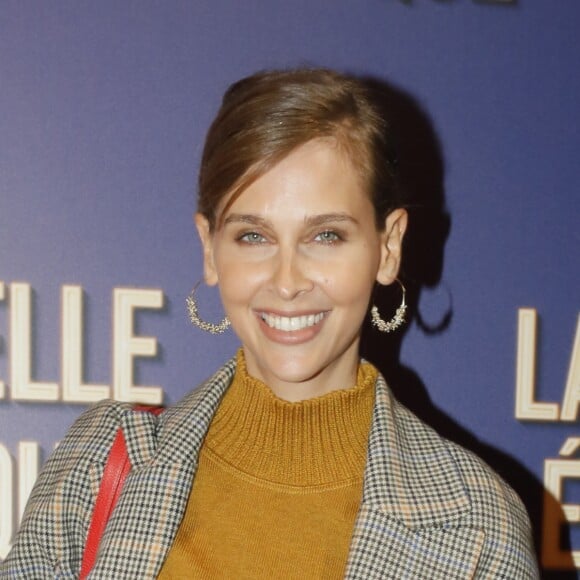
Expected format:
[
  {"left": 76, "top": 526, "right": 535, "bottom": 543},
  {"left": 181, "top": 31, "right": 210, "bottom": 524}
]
[{"left": 202, "top": 350, "right": 377, "bottom": 487}]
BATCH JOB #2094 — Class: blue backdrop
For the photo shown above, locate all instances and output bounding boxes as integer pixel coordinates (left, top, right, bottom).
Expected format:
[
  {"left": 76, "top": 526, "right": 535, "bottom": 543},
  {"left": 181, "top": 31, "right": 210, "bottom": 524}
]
[{"left": 0, "top": 1, "right": 578, "bottom": 576}]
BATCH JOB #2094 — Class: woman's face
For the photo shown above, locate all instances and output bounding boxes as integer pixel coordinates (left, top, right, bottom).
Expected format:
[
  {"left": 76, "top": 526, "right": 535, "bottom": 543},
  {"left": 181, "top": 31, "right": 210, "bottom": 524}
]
[{"left": 196, "top": 139, "right": 407, "bottom": 401}]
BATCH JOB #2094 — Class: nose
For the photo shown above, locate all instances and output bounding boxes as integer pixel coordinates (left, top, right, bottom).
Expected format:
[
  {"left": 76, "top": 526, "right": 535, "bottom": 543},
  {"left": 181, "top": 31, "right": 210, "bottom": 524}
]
[{"left": 270, "top": 247, "right": 314, "bottom": 300}]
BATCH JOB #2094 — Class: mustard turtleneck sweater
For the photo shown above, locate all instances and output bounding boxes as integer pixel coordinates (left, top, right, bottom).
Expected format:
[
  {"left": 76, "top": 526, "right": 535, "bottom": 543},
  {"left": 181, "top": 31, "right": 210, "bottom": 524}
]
[{"left": 158, "top": 351, "right": 377, "bottom": 579}]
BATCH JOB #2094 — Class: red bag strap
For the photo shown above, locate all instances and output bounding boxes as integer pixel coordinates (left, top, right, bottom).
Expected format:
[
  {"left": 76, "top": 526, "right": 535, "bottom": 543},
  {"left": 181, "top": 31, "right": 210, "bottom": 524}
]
[{"left": 79, "top": 406, "right": 163, "bottom": 579}]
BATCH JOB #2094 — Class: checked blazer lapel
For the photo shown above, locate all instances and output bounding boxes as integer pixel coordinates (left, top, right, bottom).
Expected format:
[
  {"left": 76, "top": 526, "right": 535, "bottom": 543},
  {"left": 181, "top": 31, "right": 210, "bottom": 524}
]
[
  {"left": 345, "top": 374, "right": 485, "bottom": 579},
  {"left": 90, "top": 360, "right": 237, "bottom": 579}
]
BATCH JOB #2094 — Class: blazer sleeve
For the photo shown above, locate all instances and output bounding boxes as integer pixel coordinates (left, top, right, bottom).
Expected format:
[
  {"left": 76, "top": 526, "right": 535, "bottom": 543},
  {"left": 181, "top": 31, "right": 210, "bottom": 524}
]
[
  {"left": 447, "top": 445, "right": 540, "bottom": 579},
  {"left": 477, "top": 486, "right": 539, "bottom": 578},
  {"left": 0, "top": 400, "right": 126, "bottom": 579}
]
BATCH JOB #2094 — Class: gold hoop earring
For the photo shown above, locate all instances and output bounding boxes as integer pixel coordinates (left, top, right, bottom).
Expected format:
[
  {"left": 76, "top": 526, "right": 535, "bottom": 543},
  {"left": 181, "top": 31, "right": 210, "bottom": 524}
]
[
  {"left": 186, "top": 281, "right": 231, "bottom": 334},
  {"left": 371, "top": 279, "right": 407, "bottom": 333}
]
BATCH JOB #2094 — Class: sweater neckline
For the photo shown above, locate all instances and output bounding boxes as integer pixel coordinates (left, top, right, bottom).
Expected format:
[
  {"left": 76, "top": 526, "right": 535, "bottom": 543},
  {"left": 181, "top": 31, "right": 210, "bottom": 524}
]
[{"left": 202, "top": 350, "right": 377, "bottom": 487}]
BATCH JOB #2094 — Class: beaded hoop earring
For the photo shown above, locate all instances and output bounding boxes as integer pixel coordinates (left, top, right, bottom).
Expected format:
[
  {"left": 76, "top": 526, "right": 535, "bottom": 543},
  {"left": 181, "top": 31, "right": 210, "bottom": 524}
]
[
  {"left": 186, "top": 281, "right": 231, "bottom": 334},
  {"left": 370, "top": 279, "right": 407, "bottom": 333}
]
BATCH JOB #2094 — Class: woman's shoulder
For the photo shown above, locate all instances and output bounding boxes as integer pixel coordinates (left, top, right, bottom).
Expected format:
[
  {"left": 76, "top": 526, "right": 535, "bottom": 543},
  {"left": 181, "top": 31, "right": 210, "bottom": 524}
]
[
  {"left": 55, "top": 399, "right": 131, "bottom": 453},
  {"left": 382, "top": 385, "right": 538, "bottom": 574},
  {"left": 24, "top": 401, "right": 133, "bottom": 503},
  {"left": 389, "top": 390, "right": 529, "bottom": 518}
]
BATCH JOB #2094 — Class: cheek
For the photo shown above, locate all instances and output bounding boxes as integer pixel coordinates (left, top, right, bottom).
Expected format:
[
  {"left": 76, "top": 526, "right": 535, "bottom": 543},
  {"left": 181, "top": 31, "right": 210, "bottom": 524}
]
[
  {"left": 318, "top": 261, "right": 377, "bottom": 306},
  {"left": 215, "top": 256, "right": 265, "bottom": 305}
]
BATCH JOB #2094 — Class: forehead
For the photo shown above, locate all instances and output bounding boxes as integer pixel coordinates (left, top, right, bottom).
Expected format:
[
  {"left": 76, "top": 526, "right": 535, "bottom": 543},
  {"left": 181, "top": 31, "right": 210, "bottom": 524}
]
[{"left": 219, "top": 139, "right": 373, "bottom": 219}]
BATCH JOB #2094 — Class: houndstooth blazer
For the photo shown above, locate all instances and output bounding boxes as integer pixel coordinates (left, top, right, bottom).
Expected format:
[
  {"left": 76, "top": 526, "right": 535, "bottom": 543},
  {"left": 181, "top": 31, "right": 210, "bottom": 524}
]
[{"left": 1, "top": 358, "right": 539, "bottom": 579}]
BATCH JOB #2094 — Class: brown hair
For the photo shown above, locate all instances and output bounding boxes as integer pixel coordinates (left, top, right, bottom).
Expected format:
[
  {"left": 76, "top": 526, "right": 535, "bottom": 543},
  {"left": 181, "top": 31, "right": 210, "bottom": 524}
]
[{"left": 198, "top": 68, "right": 402, "bottom": 230}]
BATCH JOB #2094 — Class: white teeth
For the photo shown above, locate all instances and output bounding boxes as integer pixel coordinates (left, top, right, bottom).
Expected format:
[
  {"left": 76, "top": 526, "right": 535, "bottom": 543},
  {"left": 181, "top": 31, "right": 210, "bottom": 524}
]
[{"left": 262, "top": 312, "right": 325, "bottom": 331}]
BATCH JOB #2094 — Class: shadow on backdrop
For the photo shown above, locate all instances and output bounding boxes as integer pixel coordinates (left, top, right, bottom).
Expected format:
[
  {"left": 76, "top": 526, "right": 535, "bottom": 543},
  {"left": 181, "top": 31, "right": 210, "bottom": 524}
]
[{"left": 358, "top": 76, "right": 575, "bottom": 579}]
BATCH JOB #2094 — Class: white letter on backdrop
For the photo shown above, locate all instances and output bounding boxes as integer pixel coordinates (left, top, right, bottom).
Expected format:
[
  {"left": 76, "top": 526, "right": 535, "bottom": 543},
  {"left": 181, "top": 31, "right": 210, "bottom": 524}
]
[
  {"left": 10, "top": 283, "right": 58, "bottom": 401},
  {"left": 515, "top": 308, "right": 559, "bottom": 421},
  {"left": 542, "top": 438, "right": 580, "bottom": 569},
  {"left": 61, "top": 285, "right": 110, "bottom": 402},
  {"left": 18, "top": 441, "right": 40, "bottom": 523},
  {"left": 0, "top": 281, "right": 5, "bottom": 399},
  {"left": 113, "top": 288, "right": 163, "bottom": 404},
  {"left": 560, "top": 314, "right": 580, "bottom": 421},
  {"left": 0, "top": 444, "right": 13, "bottom": 559}
]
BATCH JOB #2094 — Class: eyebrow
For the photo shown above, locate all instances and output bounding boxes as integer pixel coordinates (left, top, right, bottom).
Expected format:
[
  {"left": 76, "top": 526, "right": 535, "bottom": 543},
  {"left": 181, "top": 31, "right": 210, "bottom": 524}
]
[{"left": 223, "top": 212, "right": 359, "bottom": 227}]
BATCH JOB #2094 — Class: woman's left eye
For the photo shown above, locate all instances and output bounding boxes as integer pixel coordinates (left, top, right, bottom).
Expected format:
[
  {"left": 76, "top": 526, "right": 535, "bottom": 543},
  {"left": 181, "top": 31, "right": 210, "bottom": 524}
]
[{"left": 314, "top": 230, "right": 342, "bottom": 243}]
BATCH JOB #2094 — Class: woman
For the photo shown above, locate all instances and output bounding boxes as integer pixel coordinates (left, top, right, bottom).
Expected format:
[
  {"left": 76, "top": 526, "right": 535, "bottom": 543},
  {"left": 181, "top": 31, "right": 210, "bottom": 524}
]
[{"left": 1, "top": 69, "right": 538, "bottom": 578}]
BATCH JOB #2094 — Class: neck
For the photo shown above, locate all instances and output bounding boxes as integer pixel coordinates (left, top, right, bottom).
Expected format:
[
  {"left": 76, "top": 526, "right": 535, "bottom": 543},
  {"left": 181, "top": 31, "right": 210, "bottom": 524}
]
[{"left": 242, "top": 341, "right": 361, "bottom": 402}]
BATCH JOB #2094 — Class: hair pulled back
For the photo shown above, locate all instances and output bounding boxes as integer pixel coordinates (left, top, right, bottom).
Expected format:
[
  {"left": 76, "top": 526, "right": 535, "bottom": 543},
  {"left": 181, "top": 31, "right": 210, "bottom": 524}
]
[{"left": 198, "top": 68, "right": 401, "bottom": 230}]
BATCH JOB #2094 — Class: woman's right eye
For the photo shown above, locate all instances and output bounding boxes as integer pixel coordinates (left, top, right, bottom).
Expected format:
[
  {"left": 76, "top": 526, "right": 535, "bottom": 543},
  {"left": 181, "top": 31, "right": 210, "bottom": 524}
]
[{"left": 237, "top": 232, "right": 267, "bottom": 244}]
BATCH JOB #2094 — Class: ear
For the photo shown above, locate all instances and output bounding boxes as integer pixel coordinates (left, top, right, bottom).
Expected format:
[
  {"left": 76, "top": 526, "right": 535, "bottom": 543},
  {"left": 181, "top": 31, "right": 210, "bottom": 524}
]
[
  {"left": 194, "top": 213, "right": 219, "bottom": 286},
  {"left": 376, "top": 208, "right": 408, "bottom": 286}
]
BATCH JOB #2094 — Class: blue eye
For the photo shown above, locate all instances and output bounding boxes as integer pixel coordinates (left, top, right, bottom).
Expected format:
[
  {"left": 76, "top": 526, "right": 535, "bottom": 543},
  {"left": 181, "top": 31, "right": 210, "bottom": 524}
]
[
  {"left": 314, "top": 230, "right": 342, "bottom": 243},
  {"left": 238, "top": 232, "right": 267, "bottom": 244}
]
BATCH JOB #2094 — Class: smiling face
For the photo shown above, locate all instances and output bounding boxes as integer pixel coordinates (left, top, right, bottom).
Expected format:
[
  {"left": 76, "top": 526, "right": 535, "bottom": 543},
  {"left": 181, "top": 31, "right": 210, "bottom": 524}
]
[{"left": 196, "top": 139, "right": 407, "bottom": 401}]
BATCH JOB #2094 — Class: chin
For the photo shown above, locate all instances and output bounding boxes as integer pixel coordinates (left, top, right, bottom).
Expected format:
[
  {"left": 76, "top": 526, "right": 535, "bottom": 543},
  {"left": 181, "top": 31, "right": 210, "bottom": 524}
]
[
  {"left": 267, "top": 348, "right": 350, "bottom": 386},
  {"left": 267, "top": 353, "right": 321, "bottom": 383}
]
